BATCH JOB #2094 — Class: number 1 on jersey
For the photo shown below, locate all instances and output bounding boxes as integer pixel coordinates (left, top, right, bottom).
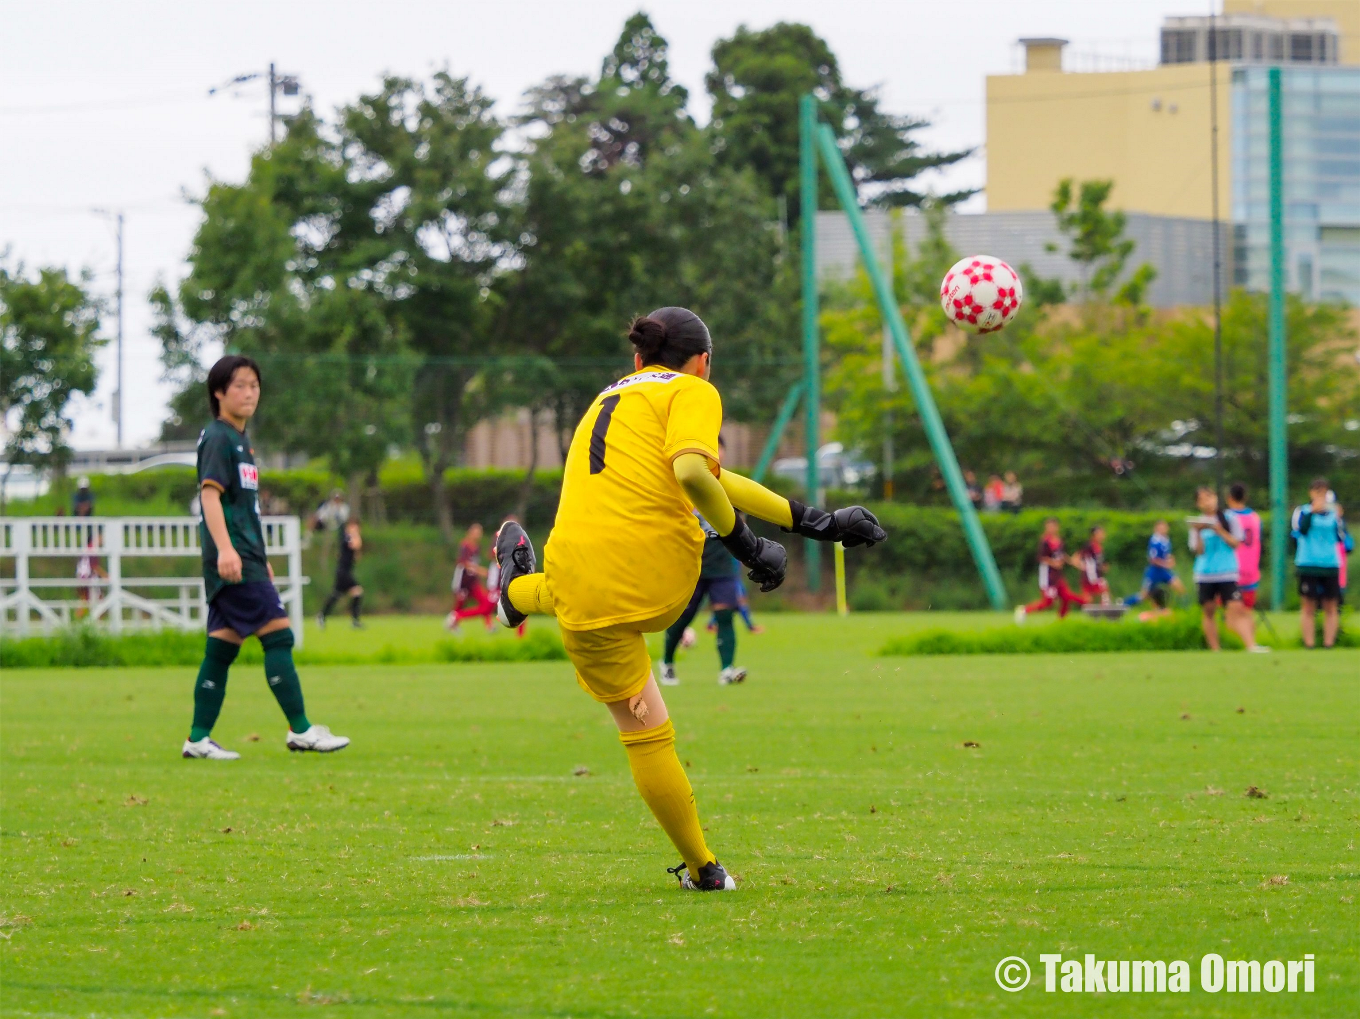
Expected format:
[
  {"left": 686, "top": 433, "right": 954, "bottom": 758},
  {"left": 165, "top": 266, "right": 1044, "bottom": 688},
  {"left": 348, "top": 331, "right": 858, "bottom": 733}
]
[{"left": 589, "top": 394, "right": 622, "bottom": 474}]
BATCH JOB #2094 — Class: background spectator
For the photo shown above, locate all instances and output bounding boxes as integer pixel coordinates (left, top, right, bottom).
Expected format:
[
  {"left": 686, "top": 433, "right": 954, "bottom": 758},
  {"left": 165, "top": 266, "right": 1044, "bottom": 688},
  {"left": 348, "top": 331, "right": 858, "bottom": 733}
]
[
  {"left": 963, "top": 470, "right": 981, "bottom": 509},
  {"left": 982, "top": 474, "right": 1004, "bottom": 513},
  {"left": 72, "top": 476, "right": 94, "bottom": 517},
  {"left": 1336, "top": 503, "right": 1351, "bottom": 605},
  {"left": 311, "top": 490, "right": 350, "bottom": 532},
  {"left": 1001, "top": 471, "right": 1023, "bottom": 514}
]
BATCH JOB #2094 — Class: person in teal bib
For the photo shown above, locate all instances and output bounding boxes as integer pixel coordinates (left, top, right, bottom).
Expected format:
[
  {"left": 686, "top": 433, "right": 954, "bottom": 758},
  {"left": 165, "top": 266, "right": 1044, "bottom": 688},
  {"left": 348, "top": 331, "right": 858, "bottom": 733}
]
[
  {"left": 1187, "top": 487, "right": 1268, "bottom": 653},
  {"left": 182, "top": 355, "right": 350, "bottom": 760},
  {"left": 1291, "top": 477, "right": 1351, "bottom": 649}
]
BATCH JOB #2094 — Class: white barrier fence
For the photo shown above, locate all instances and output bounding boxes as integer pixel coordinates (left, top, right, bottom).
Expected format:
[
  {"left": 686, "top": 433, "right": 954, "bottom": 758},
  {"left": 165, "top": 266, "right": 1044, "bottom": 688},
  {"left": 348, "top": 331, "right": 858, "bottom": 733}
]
[{"left": 0, "top": 516, "right": 307, "bottom": 646}]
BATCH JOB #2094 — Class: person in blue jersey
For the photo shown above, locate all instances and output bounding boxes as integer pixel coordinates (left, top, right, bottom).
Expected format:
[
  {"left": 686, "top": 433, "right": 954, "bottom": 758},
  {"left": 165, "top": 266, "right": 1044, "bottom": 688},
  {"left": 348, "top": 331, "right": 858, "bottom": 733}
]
[
  {"left": 1292, "top": 478, "right": 1351, "bottom": 649},
  {"left": 1124, "top": 519, "right": 1184, "bottom": 615},
  {"left": 1187, "top": 487, "right": 1268, "bottom": 653}
]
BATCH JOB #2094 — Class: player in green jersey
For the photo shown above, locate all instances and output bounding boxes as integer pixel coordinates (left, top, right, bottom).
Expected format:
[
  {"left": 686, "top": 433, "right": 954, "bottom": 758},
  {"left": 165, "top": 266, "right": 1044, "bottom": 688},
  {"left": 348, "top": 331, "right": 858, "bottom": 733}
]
[{"left": 182, "top": 355, "right": 350, "bottom": 759}]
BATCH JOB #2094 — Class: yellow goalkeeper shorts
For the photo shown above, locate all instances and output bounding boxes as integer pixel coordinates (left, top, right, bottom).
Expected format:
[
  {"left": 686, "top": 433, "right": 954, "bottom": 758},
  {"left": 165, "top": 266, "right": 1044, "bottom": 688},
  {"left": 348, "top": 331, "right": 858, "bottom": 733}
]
[{"left": 560, "top": 602, "right": 688, "bottom": 704}]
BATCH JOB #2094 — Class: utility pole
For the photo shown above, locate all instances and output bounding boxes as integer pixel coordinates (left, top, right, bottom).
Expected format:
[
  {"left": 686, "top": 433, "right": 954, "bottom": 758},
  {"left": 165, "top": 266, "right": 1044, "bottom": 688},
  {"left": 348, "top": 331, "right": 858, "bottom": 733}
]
[
  {"left": 798, "top": 94, "right": 822, "bottom": 592},
  {"left": 114, "top": 211, "right": 124, "bottom": 448},
  {"left": 210, "top": 65, "right": 299, "bottom": 147},
  {"left": 94, "top": 208, "right": 125, "bottom": 447},
  {"left": 1209, "top": 9, "right": 1225, "bottom": 495},
  {"left": 881, "top": 218, "right": 896, "bottom": 500},
  {"left": 1267, "top": 67, "right": 1288, "bottom": 612}
]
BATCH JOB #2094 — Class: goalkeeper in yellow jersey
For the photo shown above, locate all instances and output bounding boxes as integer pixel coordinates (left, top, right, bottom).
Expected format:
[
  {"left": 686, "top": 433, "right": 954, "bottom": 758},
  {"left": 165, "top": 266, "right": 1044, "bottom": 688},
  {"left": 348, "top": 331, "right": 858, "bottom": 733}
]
[{"left": 492, "top": 307, "right": 886, "bottom": 891}]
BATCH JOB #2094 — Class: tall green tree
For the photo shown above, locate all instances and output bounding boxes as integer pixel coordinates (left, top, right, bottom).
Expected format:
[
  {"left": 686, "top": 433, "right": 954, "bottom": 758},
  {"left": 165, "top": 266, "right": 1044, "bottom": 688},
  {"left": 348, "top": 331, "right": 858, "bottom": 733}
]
[
  {"left": 503, "top": 13, "right": 796, "bottom": 452},
  {"left": 706, "top": 22, "right": 972, "bottom": 220},
  {"left": 153, "top": 110, "right": 415, "bottom": 512},
  {"left": 1047, "top": 178, "right": 1156, "bottom": 301},
  {"left": 159, "top": 74, "right": 512, "bottom": 535},
  {"left": 1, "top": 261, "right": 102, "bottom": 473},
  {"left": 825, "top": 283, "right": 1359, "bottom": 506}
]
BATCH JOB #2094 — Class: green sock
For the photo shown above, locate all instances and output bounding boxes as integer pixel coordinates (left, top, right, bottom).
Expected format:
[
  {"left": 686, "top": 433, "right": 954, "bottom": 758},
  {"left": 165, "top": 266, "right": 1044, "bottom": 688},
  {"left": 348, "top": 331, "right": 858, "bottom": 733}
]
[
  {"left": 260, "top": 628, "right": 310, "bottom": 732},
  {"left": 714, "top": 609, "right": 736, "bottom": 670},
  {"left": 190, "top": 637, "right": 240, "bottom": 741},
  {"left": 663, "top": 617, "right": 687, "bottom": 664}
]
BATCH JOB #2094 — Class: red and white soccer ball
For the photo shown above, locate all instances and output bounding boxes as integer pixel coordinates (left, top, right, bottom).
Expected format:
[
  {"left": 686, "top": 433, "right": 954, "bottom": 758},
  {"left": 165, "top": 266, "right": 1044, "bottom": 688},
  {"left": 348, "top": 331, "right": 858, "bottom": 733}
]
[{"left": 939, "top": 255, "right": 1023, "bottom": 334}]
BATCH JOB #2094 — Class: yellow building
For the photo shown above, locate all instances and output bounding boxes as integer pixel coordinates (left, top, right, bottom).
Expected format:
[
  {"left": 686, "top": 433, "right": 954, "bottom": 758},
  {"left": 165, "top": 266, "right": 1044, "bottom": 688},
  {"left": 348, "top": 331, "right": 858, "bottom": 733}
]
[
  {"left": 987, "top": 2, "right": 1354, "bottom": 217},
  {"left": 985, "top": 4, "right": 1360, "bottom": 303},
  {"left": 986, "top": 57, "right": 1232, "bottom": 219}
]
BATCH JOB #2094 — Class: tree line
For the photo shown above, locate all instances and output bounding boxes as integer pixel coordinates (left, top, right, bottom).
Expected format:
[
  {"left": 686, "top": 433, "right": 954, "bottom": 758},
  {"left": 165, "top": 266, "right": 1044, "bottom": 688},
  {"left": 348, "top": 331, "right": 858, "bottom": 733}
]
[
  {"left": 4, "top": 13, "right": 1356, "bottom": 523},
  {"left": 146, "top": 14, "right": 967, "bottom": 534},
  {"left": 822, "top": 190, "right": 1359, "bottom": 508}
]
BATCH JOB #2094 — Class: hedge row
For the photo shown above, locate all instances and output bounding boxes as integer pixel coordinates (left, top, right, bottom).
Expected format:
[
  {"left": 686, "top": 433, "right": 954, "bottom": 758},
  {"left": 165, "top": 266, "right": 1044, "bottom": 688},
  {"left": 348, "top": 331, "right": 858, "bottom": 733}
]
[
  {"left": 856, "top": 504, "right": 1223, "bottom": 580},
  {"left": 0, "top": 626, "right": 566, "bottom": 669},
  {"left": 15, "top": 471, "right": 1284, "bottom": 558},
  {"left": 881, "top": 612, "right": 1228, "bottom": 655},
  {"left": 880, "top": 610, "right": 1355, "bottom": 655},
  {"left": 16, "top": 467, "right": 567, "bottom": 532}
]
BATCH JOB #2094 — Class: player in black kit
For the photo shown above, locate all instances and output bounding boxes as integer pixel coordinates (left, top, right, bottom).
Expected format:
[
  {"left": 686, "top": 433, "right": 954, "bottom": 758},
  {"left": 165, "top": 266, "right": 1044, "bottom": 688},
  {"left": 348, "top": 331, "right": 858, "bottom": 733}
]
[{"left": 319, "top": 520, "right": 364, "bottom": 628}]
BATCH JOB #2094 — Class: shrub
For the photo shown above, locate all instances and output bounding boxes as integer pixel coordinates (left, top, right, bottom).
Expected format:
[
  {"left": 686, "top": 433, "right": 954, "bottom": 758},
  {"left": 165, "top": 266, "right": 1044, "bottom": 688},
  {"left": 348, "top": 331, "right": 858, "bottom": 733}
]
[
  {"left": 434, "top": 628, "right": 567, "bottom": 662},
  {"left": 1, "top": 625, "right": 567, "bottom": 668},
  {"left": 0, "top": 627, "right": 206, "bottom": 668},
  {"left": 880, "top": 612, "right": 1228, "bottom": 656}
]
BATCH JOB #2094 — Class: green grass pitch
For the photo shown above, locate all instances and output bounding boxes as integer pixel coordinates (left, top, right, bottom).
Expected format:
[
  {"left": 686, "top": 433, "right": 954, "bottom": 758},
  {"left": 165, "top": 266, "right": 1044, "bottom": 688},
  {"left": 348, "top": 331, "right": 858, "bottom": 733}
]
[{"left": 2, "top": 613, "right": 1356, "bottom": 1017}]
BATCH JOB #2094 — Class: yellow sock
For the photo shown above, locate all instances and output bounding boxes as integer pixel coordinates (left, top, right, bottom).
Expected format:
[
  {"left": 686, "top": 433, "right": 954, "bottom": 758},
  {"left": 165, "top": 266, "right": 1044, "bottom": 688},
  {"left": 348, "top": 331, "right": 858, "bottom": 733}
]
[
  {"left": 619, "top": 719, "right": 714, "bottom": 878},
  {"left": 507, "top": 573, "right": 555, "bottom": 616}
]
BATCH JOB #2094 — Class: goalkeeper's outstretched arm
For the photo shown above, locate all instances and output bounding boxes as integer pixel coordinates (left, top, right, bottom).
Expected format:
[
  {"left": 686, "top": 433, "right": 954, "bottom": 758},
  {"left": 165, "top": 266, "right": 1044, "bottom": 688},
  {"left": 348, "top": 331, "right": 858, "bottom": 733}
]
[
  {"left": 718, "top": 466, "right": 888, "bottom": 549},
  {"left": 718, "top": 470, "right": 793, "bottom": 528}
]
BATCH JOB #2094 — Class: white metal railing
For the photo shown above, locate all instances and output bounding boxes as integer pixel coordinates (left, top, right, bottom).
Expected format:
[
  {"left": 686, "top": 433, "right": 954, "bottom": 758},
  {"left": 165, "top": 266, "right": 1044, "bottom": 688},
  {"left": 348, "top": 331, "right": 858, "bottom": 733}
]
[{"left": 0, "top": 516, "right": 307, "bottom": 646}]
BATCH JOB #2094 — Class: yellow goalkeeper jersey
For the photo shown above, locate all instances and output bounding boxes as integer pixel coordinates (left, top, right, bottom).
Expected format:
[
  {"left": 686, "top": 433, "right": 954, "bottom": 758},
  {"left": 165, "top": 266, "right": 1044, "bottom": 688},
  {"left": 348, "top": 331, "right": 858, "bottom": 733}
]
[{"left": 545, "top": 368, "right": 723, "bottom": 631}]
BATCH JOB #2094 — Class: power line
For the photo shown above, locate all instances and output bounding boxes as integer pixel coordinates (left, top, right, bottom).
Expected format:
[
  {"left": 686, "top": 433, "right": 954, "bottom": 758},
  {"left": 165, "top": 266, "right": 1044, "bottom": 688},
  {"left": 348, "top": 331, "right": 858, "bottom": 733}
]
[{"left": 0, "top": 89, "right": 204, "bottom": 116}]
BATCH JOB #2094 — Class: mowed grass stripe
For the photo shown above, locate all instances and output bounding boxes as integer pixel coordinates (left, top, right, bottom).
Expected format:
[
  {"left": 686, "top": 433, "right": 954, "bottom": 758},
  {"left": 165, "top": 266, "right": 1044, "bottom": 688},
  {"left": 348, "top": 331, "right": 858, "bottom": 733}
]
[{"left": 2, "top": 613, "right": 1356, "bottom": 1018}]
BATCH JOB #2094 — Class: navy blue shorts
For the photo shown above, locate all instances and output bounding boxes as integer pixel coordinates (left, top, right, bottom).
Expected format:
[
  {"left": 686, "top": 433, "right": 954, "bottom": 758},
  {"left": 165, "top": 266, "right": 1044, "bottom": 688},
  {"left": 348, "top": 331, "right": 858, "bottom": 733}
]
[
  {"left": 207, "top": 581, "right": 288, "bottom": 636},
  {"left": 692, "top": 575, "right": 741, "bottom": 611}
]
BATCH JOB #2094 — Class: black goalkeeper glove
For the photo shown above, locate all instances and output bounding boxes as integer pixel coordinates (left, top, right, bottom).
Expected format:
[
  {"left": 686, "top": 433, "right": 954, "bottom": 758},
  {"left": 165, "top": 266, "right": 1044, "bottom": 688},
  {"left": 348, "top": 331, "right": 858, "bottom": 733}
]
[
  {"left": 785, "top": 499, "right": 887, "bottom": 548},
  {"left": 719, "top": 513, "right": 788, "bottom": 592}
]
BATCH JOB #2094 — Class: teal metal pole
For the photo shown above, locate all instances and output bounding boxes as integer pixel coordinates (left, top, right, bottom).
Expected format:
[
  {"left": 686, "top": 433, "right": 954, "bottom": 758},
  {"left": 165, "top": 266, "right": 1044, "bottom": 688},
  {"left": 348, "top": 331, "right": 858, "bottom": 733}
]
[
  {"left": 799, "top": 94, "right": 822, "bottom": 592},
  {"left": 752, "top": 383, "right": 803, "bottom": 485},
  {"left": 1267, "top": 67, "right": 1288, "bottom": 612},
  {"left": 814, "top": 123, "right": 1008, "bottom": 610}
]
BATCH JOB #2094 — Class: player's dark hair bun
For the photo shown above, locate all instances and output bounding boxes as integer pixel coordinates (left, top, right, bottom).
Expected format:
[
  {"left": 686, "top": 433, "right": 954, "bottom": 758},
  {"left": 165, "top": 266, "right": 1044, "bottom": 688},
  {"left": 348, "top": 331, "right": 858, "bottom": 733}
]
[
  {"left": 628, "top": 307, "right": 712, "bottom": 370},
  {"left": 628, "top": 316, "right": 669, "bottom": 363}
]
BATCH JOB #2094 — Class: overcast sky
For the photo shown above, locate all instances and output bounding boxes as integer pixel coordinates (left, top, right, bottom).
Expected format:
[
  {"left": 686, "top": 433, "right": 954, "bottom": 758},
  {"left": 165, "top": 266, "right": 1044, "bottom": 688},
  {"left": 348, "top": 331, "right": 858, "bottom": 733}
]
[{"left": 2, "top": 0, "right": 1190, "bottom": 451}]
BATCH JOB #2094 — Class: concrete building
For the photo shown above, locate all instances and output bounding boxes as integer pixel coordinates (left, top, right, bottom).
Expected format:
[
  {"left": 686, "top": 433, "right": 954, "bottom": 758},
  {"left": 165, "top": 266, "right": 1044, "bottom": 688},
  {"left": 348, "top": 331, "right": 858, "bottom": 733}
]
[
  {"left": 985, "top": 0, "right": 1360, "bottom": 305},
  {"left": 816, "top": 208, "right": 1230, "bottom": 308}
]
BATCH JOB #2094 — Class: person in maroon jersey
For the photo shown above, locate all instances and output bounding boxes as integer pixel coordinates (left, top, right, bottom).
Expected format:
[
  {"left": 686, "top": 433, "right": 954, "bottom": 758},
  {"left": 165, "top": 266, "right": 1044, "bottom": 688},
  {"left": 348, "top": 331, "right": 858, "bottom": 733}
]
[
  {"left": 445, "top": 522, "right": 497, "bottom": 632},
  {"left": 1077, "top": 525, "right": 1111, "bottom": 604},
  {"left": 1015, "top": 518, "right": 1088, "bottom": 623}
]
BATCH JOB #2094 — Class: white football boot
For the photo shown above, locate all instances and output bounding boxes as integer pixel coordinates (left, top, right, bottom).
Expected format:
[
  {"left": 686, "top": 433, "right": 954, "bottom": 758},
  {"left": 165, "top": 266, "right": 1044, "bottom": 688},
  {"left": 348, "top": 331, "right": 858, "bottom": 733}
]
[
  {"left": 182, "top": 737, "right": 240, "bottom": 760},
  {"left": 286, "top": 724, "right": 351, "bottom": 753},
  {"left": 658, "top": 662, "right": 679, "bottom": 686},
  {"left": 1013, "top": 605, "right": 1027, "bottom": 625},
  {"left": 718, "top": 666, "right": 747, "bottom": 685}
]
